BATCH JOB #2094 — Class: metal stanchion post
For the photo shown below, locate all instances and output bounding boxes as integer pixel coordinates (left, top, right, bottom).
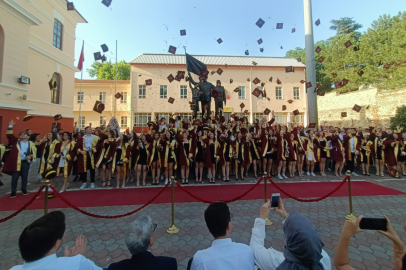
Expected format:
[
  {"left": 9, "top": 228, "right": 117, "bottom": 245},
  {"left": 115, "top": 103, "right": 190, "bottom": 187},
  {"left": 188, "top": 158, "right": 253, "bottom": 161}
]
[
  {"left": 44, "top": 180, "right": 50, "bottom": 216},
  {"left": 345, "top": 170, "right": 356, "bottom": 220},
  {"left": 263, "top": 172, "right": 272, "bottom": 225},
  {"left": 167, "top": 176, "right": 179, "bottom": 234}
]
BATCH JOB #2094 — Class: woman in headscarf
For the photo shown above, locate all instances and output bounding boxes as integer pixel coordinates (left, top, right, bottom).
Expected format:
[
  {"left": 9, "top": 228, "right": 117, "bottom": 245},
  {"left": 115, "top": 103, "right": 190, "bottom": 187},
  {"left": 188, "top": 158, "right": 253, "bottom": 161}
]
[{"left": 250, "top": 199, "right": 331, "bottom": 270}]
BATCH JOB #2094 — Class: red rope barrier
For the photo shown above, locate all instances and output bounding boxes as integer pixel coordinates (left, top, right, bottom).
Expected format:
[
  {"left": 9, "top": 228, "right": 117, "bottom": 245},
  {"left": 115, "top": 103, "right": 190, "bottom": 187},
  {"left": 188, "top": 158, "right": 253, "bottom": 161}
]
[
  {"left": 0, "top": 185, "right": 45, "bottom": 223},
  {"left": 267, "top": 175, "right": 349, "bottom": 202},
  {"left": 176, "top": 177, "right": 264, "bottom": 204},
  {"left": 49, "top": 182, "right": 170, "bottom": 219}
]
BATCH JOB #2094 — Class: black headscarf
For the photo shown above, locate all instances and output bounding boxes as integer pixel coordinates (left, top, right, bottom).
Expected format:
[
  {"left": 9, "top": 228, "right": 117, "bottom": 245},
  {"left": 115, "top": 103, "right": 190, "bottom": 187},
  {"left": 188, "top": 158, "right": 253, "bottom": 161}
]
[{"left": 276, "top": 211, "right": 325, "bottom": 270}]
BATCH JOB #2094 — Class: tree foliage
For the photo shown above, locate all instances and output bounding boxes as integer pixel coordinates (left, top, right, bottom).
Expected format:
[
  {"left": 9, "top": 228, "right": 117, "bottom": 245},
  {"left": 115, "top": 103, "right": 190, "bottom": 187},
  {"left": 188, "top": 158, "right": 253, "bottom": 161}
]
[
  {"left": 329, "top": 17, "right": 363, "bottom": 36},
  {"left": 87, "top": 61, "right": 131, "bottom": 80},
  {"left": 390, "top": 105, "right": 406, "bottom": 131}
]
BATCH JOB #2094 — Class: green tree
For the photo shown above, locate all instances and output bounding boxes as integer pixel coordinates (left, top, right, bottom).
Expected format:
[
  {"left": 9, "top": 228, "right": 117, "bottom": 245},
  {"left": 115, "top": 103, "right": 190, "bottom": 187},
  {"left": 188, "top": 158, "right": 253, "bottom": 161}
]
[
  {"left": 329, "top": 17, "right": 363, "bottom": 36},
  {"left": 390, "top": 105, "right": 406, "bottom": 131},
  {"left": 87, "top": 60, "right": 131, "bottom": 80}
]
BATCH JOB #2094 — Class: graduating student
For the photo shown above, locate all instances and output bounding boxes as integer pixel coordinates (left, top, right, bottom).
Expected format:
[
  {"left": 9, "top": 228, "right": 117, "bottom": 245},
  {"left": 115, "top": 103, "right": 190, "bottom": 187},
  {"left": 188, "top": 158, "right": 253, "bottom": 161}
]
[
  {"left": 114, "top": 134, "right": 130, "bottom": 188},
  {"left": 160, "top": 131, "right": 177, "bottom": 185},
  {"left": 147, "top": 131, "right": 161, "bottom": 185},
  {"left": 52, "top": 132, "right": 76, "bottom": 192},
  {"left": 135, "top": 133, "right": 150, "bottom": 186}
]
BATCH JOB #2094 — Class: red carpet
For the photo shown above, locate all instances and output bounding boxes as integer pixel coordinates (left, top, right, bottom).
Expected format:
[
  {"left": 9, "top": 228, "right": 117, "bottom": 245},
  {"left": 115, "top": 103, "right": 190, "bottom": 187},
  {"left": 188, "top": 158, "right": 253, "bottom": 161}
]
[{"left": 0, "top": 181, "right": 404, "bottom": 211}]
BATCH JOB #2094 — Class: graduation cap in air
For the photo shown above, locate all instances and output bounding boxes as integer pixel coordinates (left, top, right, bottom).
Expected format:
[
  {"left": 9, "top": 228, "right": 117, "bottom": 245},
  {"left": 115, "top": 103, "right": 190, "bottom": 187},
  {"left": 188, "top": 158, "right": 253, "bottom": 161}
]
[
  {"left": 341, "top": 112, "right": 347, "bottom": 117},
  {"left": 353, "top": 104, "right": 362, "bottom": 113},
  {"left": 93, "top": 101, "right": 105, "bottom": 114},
  {"left": 247, "top": 78, "right": 250, "bottom": 82},
  {"left": 54, "top": 114, "right": 62, "bottom": 121},
  {"left": 180, "top": 29, "right": 186, "bottom": 36},
  {"left": 168, "top": 97, "right": 175, "bottom": 104},
  {"left": 252, "top": 61, "right": 258, "bottom": 66},
  {"left": 94, "top": 52, "right": 102, "bottom": 61},
  {"left": 292, "top": 28, "right": 296, "bottom": 33},
  {"left": 280, "top": 46, "right": 283, "bottom": 49},
  {"left": 230, "top": 78, "right": 233, "bottom": 83},
  {"left": 267, "top": 97, "right": 270, "bottom": 101},
  {"left": 344, "top": 40, "right": 352, "bottom": 48},
  {"left": 383, "top": 64, "right": 391, "bottom": 69},
  {"left": 276, "top": 23, "right": 283, "bottom": 29},
  {"left": 262, "top": 89, "right": 267, "bottom": 98},
  {"left": 67, "top": 2, "right": 75, "bottom": 10},
  {"left": 318, "top": 91, "right": 325, "bottom": 96},
  {"left": 23, "top": 115, "right": 34, "bottom": 122},
  {"left": 366, "top": 105, "right": 370, "bottom": 110},
  {"left": 315, "top": 19, "right": 321, "bottom": 26},
  {"left": 306, "top": 82, "right": 312, "bottom": 88},
  {"left": 252, "top": 88, "right": 261, "bottom": 98},
  {"left": 269, "top": 77, "right": 273, "bottom": 82},
  {"left": 217, "top": 38, "right": 223, "bottom": 44},
  {"left": 145, "top": 79, "right": 152, "bottom": 85},
  {"left": 256, "top": 18, "right": 265, "bottom": 28},
  {"left": 245, "top": 50, "right": 249, "bottom": 56},
  {"left": 300, "top": 80, "right": 306, "bottom": 84},
  {"left": 318, "top": 56, "right": 325, "bottom": 63},
  {"left": 261, "top": 82, "right": 265, "bottom": 87},
  {"left": 285, "top": 66, "right": 294, "bottom": 73},
  {"left": 353, "top": 45, "right": 360, "bottom": 52},
  {"left": 342, "top": 78, "right": 349, "bottom": 86},
  {"left": 277, "top": 78, "right": 282, "bottom": 85},
  {"left": 282, "top": 105, "right": 287, "bottom": 111},
  {"left": 217, "top": 68, "right": 223, "bottom": 75},
  {"left": 177, "top": 71, "right": 185, "bottom": 79},
  {"left": 357, "top": 70, "right": 364, "bottom": 77},
  {"left": 234, "top": 87, "right": 240, "bottom": 93},
  {"left": 48, "top": 79, "right": 56, "bottom": 90},
  {"left": 115, "top": 93, "right": 122, "bottom": 99},
  {"left": 210, "top": 70, "right": 216, "bottom": 75},
  {"left": 102, "top": 0, "right": 112, "bottom": 7},
  {"left": 334, "top": 81, "right": 342, "bottom": 89},
  {"left": 288, "top": 99, "right": 293, "bottom": 104},
  {"left": 315, "top": 46, "right": 322, "bottom": 53},
  {"left": 264, "top": 108, "right": 271, "bottom": 115},
  {"left": 257, "top": 38, "right": 263, "bottom": 45},
  {"left": 297, "top": 58, "right": 302, "bottom": 62},
  {"left": 168, "top": 46, "right": 176, "bottom": 54},
  {"left": 260, "top": 48, "right": 264, "bottom": 53},
  {"left": 167, "top": 74, "right": 174, "bottom": 83},
  {"left": 239, "top": 103, "right": 245, "bottom": 109},
  {"left": 185, "top": 76, "right": 189, "bottom": 82},
  {"left": 244, "top": 110, "right": 249, "bottom": 114},
  {"left": 332, "top": 73, "right": 337, "bottom": 78},
  {"left": 101, "top": 55, "right": 107, "bottom": 62},
  {"left": 101, "top": 44, "right": 109, "bottom": 53},
  {"left": 293, "top": 109, "right": 300, "bottom": 116},
  {"left": 308, "top": 123, "right": 317, "bottom": 128},
  {"left": 252, "top": 77, "right": 260, "bottom": 85}
]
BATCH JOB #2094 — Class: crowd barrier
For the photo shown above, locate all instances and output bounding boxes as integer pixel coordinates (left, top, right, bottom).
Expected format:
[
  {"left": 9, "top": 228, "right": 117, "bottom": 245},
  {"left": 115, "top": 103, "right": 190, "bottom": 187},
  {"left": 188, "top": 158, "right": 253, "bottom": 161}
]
[{"left": 0, "top": 171, "right": 356, "bottom": 233}]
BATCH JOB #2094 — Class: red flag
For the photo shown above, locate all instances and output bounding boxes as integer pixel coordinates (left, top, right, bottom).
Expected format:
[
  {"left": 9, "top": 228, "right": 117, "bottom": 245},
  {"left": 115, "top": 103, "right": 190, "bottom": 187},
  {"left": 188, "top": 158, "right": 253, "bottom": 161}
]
[{"left": 77, "top": 43, "right": 84, "bottom": 71}]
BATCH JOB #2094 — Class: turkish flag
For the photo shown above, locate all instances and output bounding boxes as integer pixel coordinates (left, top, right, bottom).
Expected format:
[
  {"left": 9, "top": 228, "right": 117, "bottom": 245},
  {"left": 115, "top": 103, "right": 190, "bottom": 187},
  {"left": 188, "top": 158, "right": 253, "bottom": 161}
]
[{"left": 77, "top": 43, "right": 84, "bottom": 71}]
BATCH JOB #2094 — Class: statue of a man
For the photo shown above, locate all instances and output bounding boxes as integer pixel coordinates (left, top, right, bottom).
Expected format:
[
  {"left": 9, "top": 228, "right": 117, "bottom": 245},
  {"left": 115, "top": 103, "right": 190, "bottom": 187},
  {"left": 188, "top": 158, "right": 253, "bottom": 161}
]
[
  {"left": 189, "top": 81, "right": 201, "bottom": 119},
  {"left": 188, "top": 72, "right": 215, "bottom": 119},
  {"left": 214, "top": 80, "right": 226, "bottom": 117}
]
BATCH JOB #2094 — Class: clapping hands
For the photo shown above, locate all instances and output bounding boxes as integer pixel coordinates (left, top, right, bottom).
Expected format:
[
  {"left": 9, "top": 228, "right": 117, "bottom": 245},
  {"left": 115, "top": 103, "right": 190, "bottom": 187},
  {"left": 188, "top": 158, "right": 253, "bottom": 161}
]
[{"left": 64, "top": 235, "right": 87, "bottom": 257}]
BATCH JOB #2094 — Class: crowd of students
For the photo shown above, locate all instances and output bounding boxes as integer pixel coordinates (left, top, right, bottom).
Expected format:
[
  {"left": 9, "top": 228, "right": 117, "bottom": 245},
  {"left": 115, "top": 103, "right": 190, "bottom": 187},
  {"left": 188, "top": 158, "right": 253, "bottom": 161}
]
[{"left": 0, "top": 113, "right": 405, "bottom": 198}]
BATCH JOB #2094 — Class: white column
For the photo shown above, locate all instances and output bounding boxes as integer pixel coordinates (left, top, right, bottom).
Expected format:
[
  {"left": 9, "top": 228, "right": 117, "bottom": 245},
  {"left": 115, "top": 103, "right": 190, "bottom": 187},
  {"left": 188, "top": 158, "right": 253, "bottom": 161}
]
[{"left": 303, "top": 0, "right": 318, "bottom": 125}]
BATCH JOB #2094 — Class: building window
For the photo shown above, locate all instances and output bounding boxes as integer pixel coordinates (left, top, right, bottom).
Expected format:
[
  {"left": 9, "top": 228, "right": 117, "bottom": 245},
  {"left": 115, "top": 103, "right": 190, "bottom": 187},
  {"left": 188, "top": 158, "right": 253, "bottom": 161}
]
[
  {"left": 77, "top": 92, "right": 84, "bottom": 103},
  {"left": 257, "top": 87, "right": 265, "bottom": 99},
  {"left": 121, "top": 116, "right": 128, "bottom": 127},
  {"left": 139, "top": 85, "right": 146, "bottom": 99},
  {"left": 292, "top": 114, "right": 304, "bottom": 126},
  {"left": 238, "top": 86, "right": 245, "bottom": 99},
  {"left": 160, "top": 85, "right": 167, "bottom": 99},
  {"left": 180, "top": 85, "right": 188, "bottom": 99},
  {"left": 120, "top": 92, "right": 127, "bottom": 103},
  {"left": 274, "top": 113, "right": 287, "bottom": 125},
  {"left": 156, "top": 113, "right": 170, "bottom": 122},
  {"left": 293, "top": 87, "right": 300, "bottom": 99},
  {"left": 134, "top": 113, "right": 151, "bottom": 127},
  {"left": 275, "top": 87, "right": 283, "bottom": 100},
  {"left": 100, "top": 116, "right": 106, "bottom": 126},
  {"left": 177, "top": 113, "right": 193, "bottom": 121},
  {"left": 79, "top": 116, "right": 85, "bottom": 128},
  {"left": 53, "top": 19, "right": 63, "bottom": 50},
  {"left": 253, "top": 113, "right": 266, "bottom": 121},
  {"left": 99, "top": 92, "right": 106, "bottom": 103},
  {"left": 50, "top": 73, "right": 61, "bottom": 104}
]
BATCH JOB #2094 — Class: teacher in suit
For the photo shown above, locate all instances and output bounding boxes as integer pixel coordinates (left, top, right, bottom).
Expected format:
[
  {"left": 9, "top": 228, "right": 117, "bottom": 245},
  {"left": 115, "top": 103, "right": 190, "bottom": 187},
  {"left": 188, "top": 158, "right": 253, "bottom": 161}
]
[{"left": 108, "top": 216, "right": 177, "bottom": 270}]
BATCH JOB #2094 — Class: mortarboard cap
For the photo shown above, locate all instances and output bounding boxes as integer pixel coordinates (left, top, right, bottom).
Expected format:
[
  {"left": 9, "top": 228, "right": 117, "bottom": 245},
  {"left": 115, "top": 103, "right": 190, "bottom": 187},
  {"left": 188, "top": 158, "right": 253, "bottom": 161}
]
[
  {"left": 341, "top": 112, "right": 347, "bottom": 117},
  {"left": 54, "top": 114, "right": 62, "bottom": 121},
  {"left": 366, "top": 105, "right": 370, "bottom": 110},
  {"left": 180, "top": 29, "right": 186, "bottom": 36},
  {"left": 300, "top": 80, "right": 306, "bottom": 84},
  {"left": 101, "top": 55, "right": 107, "bottom": 62},
  {"left": 309, "top": 123, "right": 316, "bottom": 128},
  {"left": 353, "top": 45, "right": 360, "bottom": 52},
  {"left": 344, "top": 40, "right": 352, "bottom": 48},
  {"left": 168, "top": 45, "right": 177, "bottom": 54},
  {"left": 101, "top": 44, "right": 109, "bottom": 53},
  {"left": 244, "top": 110, "right": 249, "bottom": 114},
  {"left": 276, "top": 23, "right": 283, "bottom": 29},
  {"left": 261, "top": 82, "right": 265, "bottom": 87},
  {"left": 260, "top": 48, "right": 264, "bottom": 53},
  {"left": 185, "top": 76, "right": 189, "bottom": 82},
  {"left": 318, "top": 56, "right": 325, "bottom": 63},
  {"left": 217, "top": 38, "right": 223, "bottom": 44},
  {"left": 353, "top": 104, "right": 362, "bottom": 113},
  {"left": 193, "top": 119, "right": 202, "bottom": 126},
  {"left": 44, "top": 167, "right": 57, "bottom": 180},
  {"left": 315, "top": 46, "right": 322, "bottom": 53},
  {"left": 318, "top": 91, "right": 325, "bottom": 96},
  {"left": 357, "top": 70, "right": 364, "bottom": 77},
  {"left": 252, "top": 61, "right": 258, "bottom": 66},
  {"left": 315, "top": 19, "right": 321, "bottom": 26},
  {"left": 292, "top": 28, "right": 296, "bottom": 33},
  {"left": 145, "top": 79, "right": 152, "bottom": 85},
  {"left": 332, "top": 73, "right": 337, "bottom": 78},
  {"left": 256, "top": 18, "right": 265, "bottom": 28},
  {"left": 293, "top": 109, "right": 300, "bottom": 116},
  {"left": 282, "top": 105, "right": 287, "bottom": 111},
  {"left": 48, "top": 78, "right": 56, "bottom": 90},
  {"left": 93, "top": 101, "right": 105, "bottom": 114},
  {"left": 288, "top": 99, "right": 293, "bottom": 104},
  {"left": 285, "top": 66, "right": 294, "bottom": 73},
  {"left": 334, "top": 81, "right": 342, "bottom": 89},
  {"left": 211, "top": 70, "right": 216, "bottom": 75},
  {"left": 257, "top": 38, "right": 263, "bottom": 45},
  {"left": 247, "top": 78, "right": 250, "bottom": 82},
  {"left": 252, "top": 88, "right": 261, "bottom": 98},
  {"left": 269, "top": 77, "right": 273, "bottom": 82},
  {"left": 168, "top": 97, "right": 175, "bottom": 104},
  {"left": 306, "top": 82, "right": 312, "bottom": 88},
  {"left": 177, "top": 71, "right": 185, "bottom": 79},
  {"left": 383, "top": 64, "right": 391, "bottom": 69},
  {"left": 217, "top": 68, "right": 223, "bottom": 75},
  {"left": 239, "top": 103, "right": 245, "bottom": 109},
  {"left": 174, "top": 75, "right": 181, "bottom": 82},
  {"left": 234, "top": 87, "right": 240, "bottom": 93},
  {"left": 230, "top": 78, "right": 233, "bottom": 83},
  {"left": 342, "top": 78, "right": 349, "bottom": 86},
  {"left": 297, "top": 58, "right": 302, "bottom": 62},
  {"left": 252, "top": 77, "right": 260, "bottom": 85},
  {"left": 263, "top": 89, "right": 267, "bottom": 98},
  {"left": 23, "top": 115, "right": 33, "bottom": 122},
  {"left": 245, "top": 50, "right": 249, "bottom": 56},
  {"left": 94, "top": 52, "right": 102, "bottom": 61},
  {"left": 115, "top": 93, "right": 122, "bottom": 99},
  {"left": 167, "top": 74, "right": 174, "bottom": 83},
  {"left": 280, "top": 46, "right": 283, "bottom": 49},
  {"left": 102, "top": 0, "right": 112, "bottom": 7},
  {"left": 264, "top": 108, "right": 271, "bottom": 115},
  {"left": 67, "top": 2, "right": 75, "bottom": 11},
  {"left": 277, "top": 78, "right": 282, "bottom": 85}
]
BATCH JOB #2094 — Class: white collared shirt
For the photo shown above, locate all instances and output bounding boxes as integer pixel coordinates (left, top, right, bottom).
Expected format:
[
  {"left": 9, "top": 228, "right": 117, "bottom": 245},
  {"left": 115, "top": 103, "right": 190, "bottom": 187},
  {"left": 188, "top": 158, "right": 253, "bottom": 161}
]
[
  {"left": 250, "top": 218, "right": 331, "bottom": 270},
  {"left": 84, "top": 134, "right": 94, "bottom": 156},
  {"left": 191, "top": 238, "right": 254, "bottom": 270},
  {"left": 175, "top": 120, "right": 180, "bottom": 129},
  {"left": 350, "top": 137, "right": 355, "bottom": 153},
  {"left": 9, "top": 254, "right": 102, "bottom": 270}
]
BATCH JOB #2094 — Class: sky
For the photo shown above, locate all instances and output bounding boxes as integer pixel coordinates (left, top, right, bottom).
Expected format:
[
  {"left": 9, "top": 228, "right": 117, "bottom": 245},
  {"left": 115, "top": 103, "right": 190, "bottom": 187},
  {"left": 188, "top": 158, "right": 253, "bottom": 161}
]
[{"left": 72, "top": 0, "right": 406, "bottom": 79}]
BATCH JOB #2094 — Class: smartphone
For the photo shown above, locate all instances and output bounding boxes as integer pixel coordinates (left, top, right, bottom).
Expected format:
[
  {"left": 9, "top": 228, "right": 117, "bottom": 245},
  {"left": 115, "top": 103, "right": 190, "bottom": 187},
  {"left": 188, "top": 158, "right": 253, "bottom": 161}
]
[
  {"left": 270, "top": 193, "right": 280, "bottom": 209},
  {"left": 359, "top": 218, "right": 387, "bottom": 231}
]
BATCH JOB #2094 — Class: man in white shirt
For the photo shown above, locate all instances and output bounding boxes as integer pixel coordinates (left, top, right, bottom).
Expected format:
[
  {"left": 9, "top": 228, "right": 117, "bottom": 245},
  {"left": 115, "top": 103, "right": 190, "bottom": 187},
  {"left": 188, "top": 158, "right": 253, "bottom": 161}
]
[
  {"left": 250, "top": 200, "right": 331, "bottom": 270},
  {"left": 9, "top": 211, "right": 101, "bottom": 270},
  {"left": 191, "top": 202, "right": 254, "bottom": 270},
  {"left": 80, "top": 126, "right": 97, "bottom": 190}
]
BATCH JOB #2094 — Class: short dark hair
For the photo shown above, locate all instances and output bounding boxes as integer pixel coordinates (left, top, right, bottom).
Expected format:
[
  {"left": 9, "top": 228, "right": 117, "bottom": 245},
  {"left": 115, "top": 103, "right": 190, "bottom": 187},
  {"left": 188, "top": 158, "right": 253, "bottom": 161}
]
[
  {"left": 19, "top": 211, "right": 66, "bottom": 262},
  {"left": 204, "top": 202, "right": 231, "bottom": 238},
  {"left": 176, "top": 116, "right": 181, "bottom": 121},
  {"left": 85, "top": 126, "right": 92, "bottom": 131}
]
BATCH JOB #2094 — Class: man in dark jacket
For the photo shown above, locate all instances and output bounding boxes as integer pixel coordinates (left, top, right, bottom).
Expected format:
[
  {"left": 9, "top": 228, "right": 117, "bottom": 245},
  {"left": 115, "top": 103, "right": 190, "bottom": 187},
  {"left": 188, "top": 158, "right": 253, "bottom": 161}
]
[{"left": 108, "top": 216, "right": 177, "bottom": 270}]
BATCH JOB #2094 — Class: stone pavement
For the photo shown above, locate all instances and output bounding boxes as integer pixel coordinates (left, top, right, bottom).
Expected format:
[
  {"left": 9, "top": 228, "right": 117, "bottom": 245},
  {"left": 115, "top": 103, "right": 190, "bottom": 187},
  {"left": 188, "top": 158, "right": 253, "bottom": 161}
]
[{"left": 1, "top": 169, "right": 406, "bottom": 270}]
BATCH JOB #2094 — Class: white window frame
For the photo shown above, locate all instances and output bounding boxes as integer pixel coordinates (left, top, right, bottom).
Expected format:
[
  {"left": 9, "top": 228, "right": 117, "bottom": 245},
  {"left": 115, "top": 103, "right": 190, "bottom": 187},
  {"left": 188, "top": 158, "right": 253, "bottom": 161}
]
[
  {"left": 138, "top": 85, "right": 146, "bottom": 99},
  {"left": 100, "top": 116, "right": 106, "bottom": 126},
  {"left": 238, "top": 86, "right": 245, "bottom": 99},
  {"left": 177, "top": 113, "right": 193, "bottom": 121},
  {"left": 253, "top": 113, "right": 266, "bottom": 121},
  {"left": 180, "top": 85, "right": 188, "bottom": 99},
  {"left": 121, "top": 116, "right": 128, "bottom": 127},
  {"left": 293, "top": 87, "right": 300, "bottom": 100},
  {"left": 292, "top": 114, "right": 304, "bottom": 126},
  {"left": 77, "top": 92, "right": 84, "bottom": 103},
  {"left": 99, "top": 92, "right": 106, "bottom": 103},
  {"left": 275, "top": 87, "right": 283, "bottom": 100},
  {"left": 134, "top": 113, "right": 151, "bottom": 127},
  {"left": 120, "top": 92, "right": 127, "bottom": 103},
  {"left": 160, "top": 85, "right": 167, "bottom": 99},
  {"left": 79, "top": 116, "right": 85, "bottom": 128},
  {"left": 274, "top": 113, "right": 287, "bottom": 125},
  {"left": 53, "top": 19, "right": 63, "bottom": 50}
]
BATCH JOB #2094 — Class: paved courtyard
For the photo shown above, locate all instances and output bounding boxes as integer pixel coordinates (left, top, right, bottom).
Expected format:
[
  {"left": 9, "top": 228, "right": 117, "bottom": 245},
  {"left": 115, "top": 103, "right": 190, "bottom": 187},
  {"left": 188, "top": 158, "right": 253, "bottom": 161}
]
[{"left": 0, "top": 169, "right": 406, "bottom": 270}]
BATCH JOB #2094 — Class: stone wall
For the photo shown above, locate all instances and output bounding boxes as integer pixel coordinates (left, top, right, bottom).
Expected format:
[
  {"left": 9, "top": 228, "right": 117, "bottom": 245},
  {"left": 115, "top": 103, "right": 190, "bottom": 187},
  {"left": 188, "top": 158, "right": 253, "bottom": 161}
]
[{"left": 317, "top": 87, "right": 406, "bottom": 128}]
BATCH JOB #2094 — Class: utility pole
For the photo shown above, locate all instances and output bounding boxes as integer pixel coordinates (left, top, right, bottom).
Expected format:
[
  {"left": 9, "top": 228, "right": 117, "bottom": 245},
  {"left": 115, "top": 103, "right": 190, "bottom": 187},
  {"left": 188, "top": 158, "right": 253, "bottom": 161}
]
[
  {"left": 303, "top": 0, "right": 318, "bottom": 125},
  {"left": 114, "top": 40, "right": 117, "bottom": 118}
]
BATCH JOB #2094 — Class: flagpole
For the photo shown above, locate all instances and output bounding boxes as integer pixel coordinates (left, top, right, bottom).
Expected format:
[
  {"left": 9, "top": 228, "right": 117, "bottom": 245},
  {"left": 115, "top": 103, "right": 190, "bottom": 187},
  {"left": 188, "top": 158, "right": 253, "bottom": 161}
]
[
  {"left": 114, "top": 40, "right": 117, "bottom": 118},
  {"left": 78, "top": 40, "right": 84, "bottom": 132}
]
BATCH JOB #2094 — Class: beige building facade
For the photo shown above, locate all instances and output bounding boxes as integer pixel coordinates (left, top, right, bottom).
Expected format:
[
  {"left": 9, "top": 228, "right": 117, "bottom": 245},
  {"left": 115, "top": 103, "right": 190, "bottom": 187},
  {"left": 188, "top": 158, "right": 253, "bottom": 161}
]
[
  {"left": 129, "top": 54, "right": 309, "bottom": 129},
  {"left": 0, "top": 0, "right": 86, "bottom": 143}
]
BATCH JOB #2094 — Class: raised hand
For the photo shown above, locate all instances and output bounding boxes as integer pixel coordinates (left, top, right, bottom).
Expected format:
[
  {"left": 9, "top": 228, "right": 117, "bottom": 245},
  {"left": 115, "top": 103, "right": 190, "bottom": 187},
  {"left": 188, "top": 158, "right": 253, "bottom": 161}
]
[
  {"left": 64, "top": 235, "right": 87, "bottom": 257},
  {"left": 9, "top": 120, "right": 16, "bottom": 126}
]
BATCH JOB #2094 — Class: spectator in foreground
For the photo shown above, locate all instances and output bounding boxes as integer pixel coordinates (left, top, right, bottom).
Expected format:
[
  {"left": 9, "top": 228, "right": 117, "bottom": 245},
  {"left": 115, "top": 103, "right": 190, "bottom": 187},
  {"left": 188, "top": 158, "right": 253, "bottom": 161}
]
[
  {"left": 250, "top": 199, "right": 331, "bottom": 270},
  {"left": 10, "top": 211, "right": 101, "bottom": 270},
  {"left": 334, "top": 216, "right": 406, "bottom": 270},
  {"left": 190, "top": 202, "right": 254, "bottom": 270},
  {"left": 108, "top": 215, "right": 177, "bottom": 270}
]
